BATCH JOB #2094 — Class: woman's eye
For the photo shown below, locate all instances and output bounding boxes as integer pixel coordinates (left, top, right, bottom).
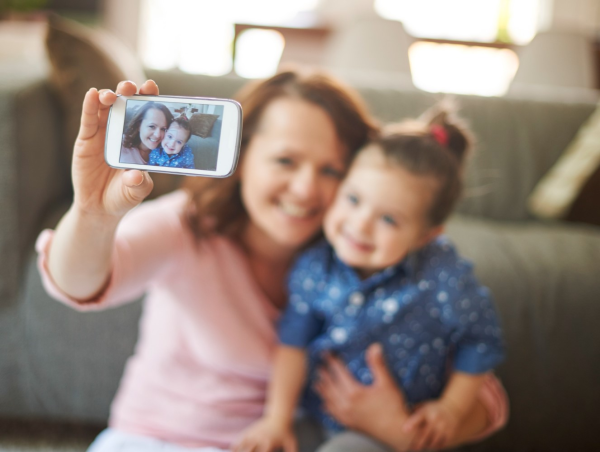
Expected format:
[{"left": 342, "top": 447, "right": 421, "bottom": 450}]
[
  {"left": 382, "top": 215, "right": 397, "bottom": 226},
  {"left": 347, "top": 194, "right": 359, "bottom": 205},
  {"left": 322, "top": 167, "right": 344, "bottom": 179}
]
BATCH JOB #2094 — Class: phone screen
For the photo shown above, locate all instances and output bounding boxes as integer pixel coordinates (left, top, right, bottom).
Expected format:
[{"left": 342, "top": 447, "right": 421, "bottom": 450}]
[{"left": 120, "top": 99, "right": 225, "bottom": 171}]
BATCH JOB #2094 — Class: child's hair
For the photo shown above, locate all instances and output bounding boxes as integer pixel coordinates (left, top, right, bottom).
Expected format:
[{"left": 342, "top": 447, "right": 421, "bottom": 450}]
[
  {"left": 170, "top": 117, "right": 192, "bottom": 143},
  {"left": 375, "top": 101, "right": 474, "bottom": 226},
  {"left": 123, "top": 102, "right": 174, "bottom": 148}
]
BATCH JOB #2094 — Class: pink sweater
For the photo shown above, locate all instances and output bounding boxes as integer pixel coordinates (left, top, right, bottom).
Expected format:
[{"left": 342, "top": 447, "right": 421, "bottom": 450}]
[{"left": 36, "top": 191, "right": 279, "bottom": 449}]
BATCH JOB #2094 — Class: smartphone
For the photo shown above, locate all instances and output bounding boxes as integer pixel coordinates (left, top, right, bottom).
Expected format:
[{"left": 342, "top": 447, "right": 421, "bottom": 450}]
[{"left": 105, "top": 94, "right": 242, "bottom": 177}]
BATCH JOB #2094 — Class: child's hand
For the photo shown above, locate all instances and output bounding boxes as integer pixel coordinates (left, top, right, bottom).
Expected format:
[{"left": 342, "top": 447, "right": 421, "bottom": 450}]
[
  {"left": 402, "top": 400, "right": 462, "bottom": 451},
  {"left": 72, "top": 80, "right": 157, "bottom": 219},
  {"left": 232, "top": 417, "right": 297, "bottom": 452}
]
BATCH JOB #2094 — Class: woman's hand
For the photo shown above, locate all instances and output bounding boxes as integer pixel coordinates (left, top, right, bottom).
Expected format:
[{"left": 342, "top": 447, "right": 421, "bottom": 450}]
[
  {"left": 72, "top": 80, "right": 157, "bottom": 219},
  {"left": 232, "top": 417, "right": 297, "bottom": 452},
  {"left": 314, "top": 343, "right": 413, "bottom": 451}
]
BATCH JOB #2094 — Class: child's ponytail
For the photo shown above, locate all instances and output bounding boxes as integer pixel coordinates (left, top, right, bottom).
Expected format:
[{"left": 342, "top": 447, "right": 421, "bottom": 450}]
[{"left": 420, "top": 99, "right": 473, "bottom": 169}]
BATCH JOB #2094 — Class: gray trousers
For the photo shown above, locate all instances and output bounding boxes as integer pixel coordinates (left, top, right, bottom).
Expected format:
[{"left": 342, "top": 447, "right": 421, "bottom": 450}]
[{"left": 295, "top": 415, "right": 393, "bottom": 452}]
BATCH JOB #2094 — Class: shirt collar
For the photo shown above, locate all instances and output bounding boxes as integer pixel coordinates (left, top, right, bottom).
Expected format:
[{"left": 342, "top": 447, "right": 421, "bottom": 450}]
[{"left": 329, "top": 244, "right": 417, "bottom": 291}]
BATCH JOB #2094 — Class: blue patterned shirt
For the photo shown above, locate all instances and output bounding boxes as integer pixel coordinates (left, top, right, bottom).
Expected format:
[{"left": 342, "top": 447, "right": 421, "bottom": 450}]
[
  {"left": 148, "top": 144, "right": 195, "bottom": 169},
  {"left": 278, "top": 237, "right": 505, "bottom": 432}
]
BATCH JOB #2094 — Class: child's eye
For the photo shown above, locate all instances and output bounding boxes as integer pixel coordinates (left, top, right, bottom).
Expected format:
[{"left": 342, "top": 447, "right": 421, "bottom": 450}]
[
  {"left": 177, "top": 141, "right": 182, "bottom": 145},
  {"left": 275, "top": 157, "right": 294, "bottom": 166},
  {"left": 382, "top": 215, "right": 397, "bottom": 226},
  {"left": 347, "top": 194, "right": 359, "bottom": 205}
]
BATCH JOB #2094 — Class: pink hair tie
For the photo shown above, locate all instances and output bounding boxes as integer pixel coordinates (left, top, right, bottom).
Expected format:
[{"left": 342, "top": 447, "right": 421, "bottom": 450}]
[{"left": 430, "top": 125, "right": 449, "bottom": 147}]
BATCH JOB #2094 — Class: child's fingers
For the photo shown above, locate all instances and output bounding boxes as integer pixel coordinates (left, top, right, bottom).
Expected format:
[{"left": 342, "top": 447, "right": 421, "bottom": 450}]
[
  {"left": 139, "top": 79, "right": 160, "bottom": 96},
  {"left": 412, "top": 423, "right": 435, "bottom": 451},
  {"left": 283, "top": 436, "right": 298, "bottom": 452},
  {"left": 430, "top": 431, "right": 448, "bottom": 451},
  {"left": 403, "top": 410, "right": 426, "bottom": 432},
  {"left": 78, "top": 88, "right": 101, "bottom": 141}
]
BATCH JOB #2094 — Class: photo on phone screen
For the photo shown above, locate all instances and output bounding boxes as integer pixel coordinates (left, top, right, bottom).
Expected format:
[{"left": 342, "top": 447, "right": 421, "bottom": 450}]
[{"left": 120, "top": 99, "right": 225, "bottom": 171}]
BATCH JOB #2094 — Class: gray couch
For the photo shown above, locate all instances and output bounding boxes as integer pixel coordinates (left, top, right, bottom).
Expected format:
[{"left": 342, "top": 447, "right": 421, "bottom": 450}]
[{"left": 2, "top": 62, "right": 600, "bottom": 451}]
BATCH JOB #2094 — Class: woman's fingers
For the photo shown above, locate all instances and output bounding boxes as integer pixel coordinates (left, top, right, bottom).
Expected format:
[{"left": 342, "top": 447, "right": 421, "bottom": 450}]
[
  {"left": 139, "top": 79, "right": 160, "bottom": 95},
  {"left": 122, "top": 170, "right": 154, "bottom": 203},
  {"left": 78, "top": 88, "right": 101, "bottom": 140},
  {"left": 322, "top": 353, "right": 358, "bottom": 394},
  {"left": 115, "top": 80, "right": 138, "bottom": 96},
  {"left": 365, "top": 343, "right": 396, "bottom": 388}
]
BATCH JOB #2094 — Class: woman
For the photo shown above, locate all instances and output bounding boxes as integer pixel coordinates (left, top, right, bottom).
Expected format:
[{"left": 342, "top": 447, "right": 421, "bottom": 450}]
[
  {"left": 38, "top": 71, "right": 506, "bottom": 452},
  {"left": 119, "top": 101, "right": 173, "bottom": 164}
]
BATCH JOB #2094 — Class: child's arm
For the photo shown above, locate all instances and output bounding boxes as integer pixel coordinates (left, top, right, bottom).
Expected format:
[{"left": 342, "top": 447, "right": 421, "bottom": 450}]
[
  {"left": 440, "top": 371, "right": 487, "bottom": 419},
  {"left": 233, "top": 345, "right": 307, "bottom": 452},
  {"left": 49, "top": 82, "right": 157, "bottom": 301},
  {"left": 403, "top": 371, "right": 487, "bottom": 450}
]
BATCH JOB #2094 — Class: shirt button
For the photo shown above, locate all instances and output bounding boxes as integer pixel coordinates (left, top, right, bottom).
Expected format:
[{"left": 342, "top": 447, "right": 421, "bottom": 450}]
[{"left": 349, "top": 292, "right": 365, "bottom": 306}]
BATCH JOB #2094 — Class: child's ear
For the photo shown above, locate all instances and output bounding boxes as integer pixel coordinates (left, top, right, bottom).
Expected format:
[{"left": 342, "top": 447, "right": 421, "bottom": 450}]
[{"left": 416, "top": 225, "right": 444, "bottom": 249}]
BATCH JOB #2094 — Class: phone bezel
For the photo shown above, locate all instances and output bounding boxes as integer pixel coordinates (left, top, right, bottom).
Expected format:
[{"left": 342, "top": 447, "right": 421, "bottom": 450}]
[{"left": 105, "top": 94, "right": 242, "bottom": 178}]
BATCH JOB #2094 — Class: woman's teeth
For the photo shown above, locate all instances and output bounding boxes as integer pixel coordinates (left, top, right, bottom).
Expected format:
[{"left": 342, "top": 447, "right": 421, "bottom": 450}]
[{"left": 280, "top": 202, "right": 312, "bottom": 218}]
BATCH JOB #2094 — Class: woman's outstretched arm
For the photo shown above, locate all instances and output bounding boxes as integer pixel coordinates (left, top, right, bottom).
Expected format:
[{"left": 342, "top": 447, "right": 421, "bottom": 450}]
[{"left": 48, "top": 81, "right": 157, "bottom": 300}]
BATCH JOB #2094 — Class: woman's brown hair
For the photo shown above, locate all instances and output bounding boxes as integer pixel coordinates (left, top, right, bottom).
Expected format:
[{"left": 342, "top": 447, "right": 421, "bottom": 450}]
[
  {"left": 123, "top": 102, "right": 174, "bottom": 148},
  {"left": 183, "top": 69, "right": 378, "bottom": 238},
  {"left": 375, "top": 101, "right": 474, "bottom": 226}
]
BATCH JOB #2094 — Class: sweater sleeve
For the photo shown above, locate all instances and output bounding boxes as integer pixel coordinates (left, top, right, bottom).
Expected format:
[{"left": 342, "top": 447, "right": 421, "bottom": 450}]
[{"left": 36, "top": 190, "right": 190, "bottom": 312}]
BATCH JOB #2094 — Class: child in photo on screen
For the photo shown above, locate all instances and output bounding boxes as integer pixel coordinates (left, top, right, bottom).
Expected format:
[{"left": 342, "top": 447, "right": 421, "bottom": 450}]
[{"left": 149, "top": 116, "right": 195, "bottom": 169}]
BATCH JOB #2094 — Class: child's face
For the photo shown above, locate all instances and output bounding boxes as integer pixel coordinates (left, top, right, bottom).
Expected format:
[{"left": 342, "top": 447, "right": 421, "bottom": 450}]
[
  {"left": 162, "top": 123, "right": 191, "bottom": 155},
  {"left": 139, "top": 108, "right": 168, "bottom": 151},
  {"left": 324, "top": 146, "right": 443, "bottom": 277}
]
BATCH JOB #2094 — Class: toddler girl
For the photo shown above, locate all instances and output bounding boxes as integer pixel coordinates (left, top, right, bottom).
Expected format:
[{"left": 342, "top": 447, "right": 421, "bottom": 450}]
[
  {"left": 235, "top": 105, "right": 506, "bottom": 452},
  {"left": 149, "top": 116, "right": 195, "bottom": 169}
]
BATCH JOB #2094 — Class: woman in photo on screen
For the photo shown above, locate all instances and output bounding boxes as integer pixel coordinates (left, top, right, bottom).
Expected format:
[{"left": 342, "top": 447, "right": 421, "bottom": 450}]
[{"left": 120, "top": 101, "right": 173, "bottom": 165}]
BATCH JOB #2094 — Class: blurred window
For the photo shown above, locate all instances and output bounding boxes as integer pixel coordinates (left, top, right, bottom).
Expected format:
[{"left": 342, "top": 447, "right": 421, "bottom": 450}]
[
  {"left": 139, "top": 0, "right": 318, "bottom": 76},
  {"left": 375, "top": 0, "right": 540, "bottom": 45},
  {"left": 375, "top": 0, "right": 542, "bottom": 96},
  {"left": 409, "top": 42, "right": 519, "bottom": 96}
]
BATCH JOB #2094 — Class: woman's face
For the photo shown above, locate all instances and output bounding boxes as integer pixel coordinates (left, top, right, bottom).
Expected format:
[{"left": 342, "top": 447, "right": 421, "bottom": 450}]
[
  {"left": 240, "top": 97, "right": 348, "bottom": 252},
  {"left": 138, "top": 108, "right": 168, "bottom": 151}
]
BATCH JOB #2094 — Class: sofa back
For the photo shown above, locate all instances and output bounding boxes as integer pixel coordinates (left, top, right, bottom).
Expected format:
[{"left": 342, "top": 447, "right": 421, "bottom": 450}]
[{"left": 148, "top": 69, "right": 598, "bottom": 222}]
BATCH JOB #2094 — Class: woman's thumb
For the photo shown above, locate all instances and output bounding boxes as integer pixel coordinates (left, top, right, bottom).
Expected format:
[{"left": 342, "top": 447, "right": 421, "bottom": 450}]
[
  {"left": 122, "top": 170, "right": 153, "bottom": 201},
  {"left": 366, "top": 343, "right": 394, "bottom": 386}
]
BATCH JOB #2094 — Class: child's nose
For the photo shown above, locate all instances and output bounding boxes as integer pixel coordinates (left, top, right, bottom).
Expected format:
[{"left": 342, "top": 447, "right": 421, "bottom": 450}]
[{"left": 353, "top": 211, "right": 373, "bottom": 235}]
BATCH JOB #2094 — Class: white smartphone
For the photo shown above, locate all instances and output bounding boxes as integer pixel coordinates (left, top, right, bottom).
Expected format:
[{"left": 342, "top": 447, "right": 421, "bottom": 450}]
[{"left": 105, "top": 94, "right": 242, "bottom": 177}]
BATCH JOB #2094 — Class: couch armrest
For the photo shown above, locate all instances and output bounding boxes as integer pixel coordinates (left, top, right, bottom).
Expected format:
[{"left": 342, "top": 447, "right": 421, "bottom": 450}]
[
  {"left": 0, "top": 78, "right": 71, "bottom": 309},
  {"left": 447, "top": 216, "right": 600, "bottom": 451}
]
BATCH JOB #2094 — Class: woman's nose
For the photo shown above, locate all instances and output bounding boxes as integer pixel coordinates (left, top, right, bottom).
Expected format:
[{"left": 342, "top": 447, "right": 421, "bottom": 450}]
[{"left": 289, "top": 166, "right": 318, "bottom": 200}]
